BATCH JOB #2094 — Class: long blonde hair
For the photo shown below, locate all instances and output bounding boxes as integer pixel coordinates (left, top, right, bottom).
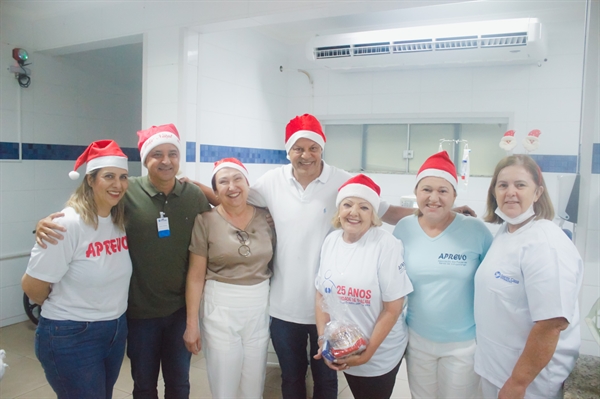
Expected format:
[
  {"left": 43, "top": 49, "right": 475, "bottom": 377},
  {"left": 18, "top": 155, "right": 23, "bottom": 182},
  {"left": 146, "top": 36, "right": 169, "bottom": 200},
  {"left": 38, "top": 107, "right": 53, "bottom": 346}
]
[{"left": 66, "top": 169, "right": 126, "bottom": 231}]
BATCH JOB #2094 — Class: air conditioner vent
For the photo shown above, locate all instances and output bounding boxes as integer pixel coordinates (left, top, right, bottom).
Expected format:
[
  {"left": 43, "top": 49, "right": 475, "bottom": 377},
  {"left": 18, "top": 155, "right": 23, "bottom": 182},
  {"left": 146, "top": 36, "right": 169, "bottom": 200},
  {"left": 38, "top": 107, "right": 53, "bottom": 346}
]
[
  {"left": 353, "top": 42, "right": 390, "bottom": 56},
  {"left": 435, "top": 36, "right": 478, "bottom": 50},
  {"left": 307, "top": 18, "right": 546, "bottom": 70},
  {"left": 392, "top": 39, "right": 433, "bottom": 53},
  {"left": 480, "top": 32, "right": 528, "bottom": 48},
  {"left": 315, "top": 45, "right": 351, "bottom": 59}
]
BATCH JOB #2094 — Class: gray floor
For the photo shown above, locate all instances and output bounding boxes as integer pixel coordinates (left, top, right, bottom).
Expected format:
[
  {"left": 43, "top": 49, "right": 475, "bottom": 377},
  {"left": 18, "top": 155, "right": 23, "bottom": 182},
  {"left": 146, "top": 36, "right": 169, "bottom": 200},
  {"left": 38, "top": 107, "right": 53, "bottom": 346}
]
[{"left": 0, "top": 320, "right": 411, "bottom": 398}]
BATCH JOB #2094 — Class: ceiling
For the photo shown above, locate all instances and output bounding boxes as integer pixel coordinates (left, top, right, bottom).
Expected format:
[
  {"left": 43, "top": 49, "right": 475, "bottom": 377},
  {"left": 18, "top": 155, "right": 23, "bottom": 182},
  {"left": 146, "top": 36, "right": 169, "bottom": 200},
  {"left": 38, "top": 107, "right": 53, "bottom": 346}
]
[
  {"left": 247, "top": 1, "right": 584, "bottom": 45},
  {"left": 1, "top": 0, "right": 584, "bottom": 82},
  {"left": 0, "top": 0, "right": 109, "bottom": 20},
  {"left": 1, "top": 0, "right": 583, "bottom": 47}
]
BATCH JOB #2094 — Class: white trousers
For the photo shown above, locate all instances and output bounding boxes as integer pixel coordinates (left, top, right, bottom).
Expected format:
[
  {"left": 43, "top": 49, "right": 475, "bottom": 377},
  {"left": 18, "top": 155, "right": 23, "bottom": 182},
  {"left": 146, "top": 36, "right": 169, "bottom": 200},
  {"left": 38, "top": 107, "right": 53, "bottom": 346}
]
[
  {"left": 200, "top": 279, "right": 270, "bottom": 399},
  {"left": 406, "top": 328, "right": 481, "bottom": 399},
  {"left": 480, "top": 377, "right": 563, "bottom": 399}
]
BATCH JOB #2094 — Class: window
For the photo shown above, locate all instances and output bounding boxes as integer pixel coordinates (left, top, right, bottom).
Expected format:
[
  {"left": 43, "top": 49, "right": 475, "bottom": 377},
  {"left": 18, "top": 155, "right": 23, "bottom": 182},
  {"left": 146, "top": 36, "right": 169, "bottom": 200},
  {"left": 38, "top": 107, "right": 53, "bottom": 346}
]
[{"left": 324, "top": 122, "right": 507, "bottom": 176}]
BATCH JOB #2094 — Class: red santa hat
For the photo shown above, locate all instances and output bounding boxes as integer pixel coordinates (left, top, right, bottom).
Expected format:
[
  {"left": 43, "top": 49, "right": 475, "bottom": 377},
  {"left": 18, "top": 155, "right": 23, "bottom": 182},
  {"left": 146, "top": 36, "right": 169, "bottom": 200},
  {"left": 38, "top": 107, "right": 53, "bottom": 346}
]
[
  {"left": 285, "top": 114, "right": 326, "bottom": 154},
  {"left": 211, "top": 157, "right": 249, "bottom": 182},
  {"left": 137, "top": 124, "right": 181, "bottom": 164},
  {"left": 415, "top": 151, "right": 458, "bottom": 191},
  {"left": 499, "top": 130, "right": 517, "bottom": 152},
  {"left": 336, "top": 174, "right": 381, "bottom": 213},
  {"left": 68, "top": 140, "right": 128, "bottom": 180}
]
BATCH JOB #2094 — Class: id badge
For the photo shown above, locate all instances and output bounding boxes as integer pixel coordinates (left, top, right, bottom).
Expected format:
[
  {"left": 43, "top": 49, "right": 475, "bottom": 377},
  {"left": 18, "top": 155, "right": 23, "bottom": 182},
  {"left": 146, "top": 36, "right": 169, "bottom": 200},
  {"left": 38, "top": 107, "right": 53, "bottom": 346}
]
[{"left": 157, "top": 212, "right": 170, "bottom": 238}]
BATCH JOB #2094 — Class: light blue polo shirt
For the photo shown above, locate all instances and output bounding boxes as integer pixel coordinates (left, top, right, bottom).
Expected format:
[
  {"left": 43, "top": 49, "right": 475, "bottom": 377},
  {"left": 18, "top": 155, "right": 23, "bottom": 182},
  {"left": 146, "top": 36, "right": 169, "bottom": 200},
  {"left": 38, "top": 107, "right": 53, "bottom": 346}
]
[{"left": 393, "top": 213, "right": 493, "bottom": 342}]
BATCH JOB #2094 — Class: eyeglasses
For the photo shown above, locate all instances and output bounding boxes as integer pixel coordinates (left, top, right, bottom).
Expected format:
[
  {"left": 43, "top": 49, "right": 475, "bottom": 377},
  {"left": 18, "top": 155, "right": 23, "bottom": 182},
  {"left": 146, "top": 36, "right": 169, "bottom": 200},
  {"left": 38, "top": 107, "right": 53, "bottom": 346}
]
[{"left": 236, "top": 230, "right": 251, "bottom": 257}]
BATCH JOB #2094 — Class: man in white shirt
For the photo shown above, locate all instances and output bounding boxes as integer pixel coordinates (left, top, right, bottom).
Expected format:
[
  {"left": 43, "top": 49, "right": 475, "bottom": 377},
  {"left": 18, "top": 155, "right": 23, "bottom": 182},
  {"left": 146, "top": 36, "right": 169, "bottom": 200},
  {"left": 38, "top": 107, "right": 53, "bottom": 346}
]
[{"left": 247, "top": 114, "right": 425, "bottom": 399}]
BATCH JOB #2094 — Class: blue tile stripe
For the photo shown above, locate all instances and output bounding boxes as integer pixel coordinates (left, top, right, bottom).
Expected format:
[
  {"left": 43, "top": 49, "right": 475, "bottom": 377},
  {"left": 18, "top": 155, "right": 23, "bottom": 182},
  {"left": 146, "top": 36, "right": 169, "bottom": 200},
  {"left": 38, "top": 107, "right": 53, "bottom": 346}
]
[
  {"left": 199, "top": 144, "right": 288, "bottom": 164},
  {"left": 2, "top": 141, "right": 598, "bottom": 173},
  {"left": 530, "top": 154, "right": 578, "bottom": 174},
  {"left": 0, "top": 142, "right": 19, "bottom": 159},
  {"left": 593, "top": 143, "right": 600, "bottom": 174},
  {"left": 0, "top": 142, "right": 141, "bottom": 162},
  {"left": 186, "top": 141, "right": 196, "bottom": 163}
]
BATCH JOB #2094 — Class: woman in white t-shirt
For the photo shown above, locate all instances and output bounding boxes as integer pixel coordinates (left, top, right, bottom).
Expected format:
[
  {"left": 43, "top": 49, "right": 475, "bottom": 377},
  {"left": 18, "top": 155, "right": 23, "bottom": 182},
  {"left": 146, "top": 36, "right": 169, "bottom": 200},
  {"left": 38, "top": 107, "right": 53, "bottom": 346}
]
[
  {"left": 314, "top": 174, "right": 413, "bottom": 399},
  {"left": 21, "top": 140, "right": 132, "bottom": 399},
  {"left": 474, "top": 154, "right": 583, "bottom": 399}
]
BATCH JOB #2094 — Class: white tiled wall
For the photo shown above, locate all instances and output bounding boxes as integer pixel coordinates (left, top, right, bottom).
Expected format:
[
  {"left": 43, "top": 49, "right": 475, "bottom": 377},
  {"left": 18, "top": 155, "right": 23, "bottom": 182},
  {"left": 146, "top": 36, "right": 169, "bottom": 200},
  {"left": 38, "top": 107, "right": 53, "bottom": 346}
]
[
  {"left": 577, "top": 0, "right": 600, "bottom": 357},
  {"left": 191, "top": 28, "right": 290, "bottom": 184}
]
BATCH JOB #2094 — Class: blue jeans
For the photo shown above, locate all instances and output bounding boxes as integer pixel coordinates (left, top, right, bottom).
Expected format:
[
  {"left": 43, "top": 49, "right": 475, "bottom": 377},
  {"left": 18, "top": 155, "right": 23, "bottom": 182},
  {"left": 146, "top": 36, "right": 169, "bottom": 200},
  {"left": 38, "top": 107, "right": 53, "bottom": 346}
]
[
  {"left": 270, "top": 317, "right": 338, "bottom": 399},
  {"left": 35, "top": 314, "right": 127, "bottom": 399},
  {"left": 127, "top": 307, "right": 191, "bottom": 399}
]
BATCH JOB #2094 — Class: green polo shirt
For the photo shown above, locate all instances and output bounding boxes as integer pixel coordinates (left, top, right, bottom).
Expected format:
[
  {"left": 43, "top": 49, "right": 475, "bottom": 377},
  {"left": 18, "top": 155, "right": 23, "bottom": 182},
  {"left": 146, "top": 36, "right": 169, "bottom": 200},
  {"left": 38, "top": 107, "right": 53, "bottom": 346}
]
[{"left": 124, "top": 175, "right": 210, "bottom": 319}]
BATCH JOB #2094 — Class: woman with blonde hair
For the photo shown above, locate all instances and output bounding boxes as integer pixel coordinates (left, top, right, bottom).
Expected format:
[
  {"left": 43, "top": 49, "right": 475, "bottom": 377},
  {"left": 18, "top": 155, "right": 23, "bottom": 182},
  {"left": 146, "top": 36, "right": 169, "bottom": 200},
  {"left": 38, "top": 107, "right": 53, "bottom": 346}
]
[
  {"left": 22, "top": 140, "right": 132, "bottom": 399},
  {"left": 474, "top": 154, "right": 583, "bottom": 399},
  {"left": 314, "top": 174, "right": 413, "bottom": 399}
]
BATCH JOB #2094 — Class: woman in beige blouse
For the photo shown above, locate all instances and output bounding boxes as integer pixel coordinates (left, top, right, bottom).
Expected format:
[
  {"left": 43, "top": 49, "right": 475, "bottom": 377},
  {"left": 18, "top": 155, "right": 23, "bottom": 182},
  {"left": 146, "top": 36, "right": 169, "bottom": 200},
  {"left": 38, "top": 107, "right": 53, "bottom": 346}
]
[{"left": 184, "top": 158, "right": 274, "bottom": 399}]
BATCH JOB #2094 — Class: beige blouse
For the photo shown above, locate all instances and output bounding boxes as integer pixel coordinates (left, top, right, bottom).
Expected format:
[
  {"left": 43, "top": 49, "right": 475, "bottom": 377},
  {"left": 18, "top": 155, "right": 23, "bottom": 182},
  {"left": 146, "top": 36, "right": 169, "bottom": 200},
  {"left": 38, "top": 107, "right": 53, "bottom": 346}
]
[{"left": 189, "top": 207, "right": 274, "bottom": 285}]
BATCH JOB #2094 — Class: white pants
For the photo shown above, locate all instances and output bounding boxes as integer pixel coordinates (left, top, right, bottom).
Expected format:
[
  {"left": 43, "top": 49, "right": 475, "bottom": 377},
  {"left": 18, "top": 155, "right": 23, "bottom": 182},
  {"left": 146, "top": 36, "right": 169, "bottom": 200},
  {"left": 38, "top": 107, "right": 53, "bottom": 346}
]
[
  {"left": 201, "top": 279, "right": 270, "bottom": 399},
  {"left": 406, "top": 328, "right": 481, "bottom": 399},
  {"left": 481, "top": 377, "right": 563, "bottom": 399}
]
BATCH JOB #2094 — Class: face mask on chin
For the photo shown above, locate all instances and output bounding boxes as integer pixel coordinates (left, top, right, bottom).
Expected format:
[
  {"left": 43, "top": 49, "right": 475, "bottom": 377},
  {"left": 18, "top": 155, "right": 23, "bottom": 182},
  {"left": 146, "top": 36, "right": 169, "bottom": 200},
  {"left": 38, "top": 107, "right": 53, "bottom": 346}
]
[{"left": 495, "top": 203, "right": 536, "bottom": 225}]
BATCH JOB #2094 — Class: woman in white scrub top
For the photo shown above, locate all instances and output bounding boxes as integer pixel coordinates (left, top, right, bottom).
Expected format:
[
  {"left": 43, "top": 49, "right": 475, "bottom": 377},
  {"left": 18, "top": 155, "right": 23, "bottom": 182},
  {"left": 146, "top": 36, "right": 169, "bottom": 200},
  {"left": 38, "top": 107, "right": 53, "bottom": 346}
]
[{"left": 474, "top": 154, "right": 583, "bottom": 399}]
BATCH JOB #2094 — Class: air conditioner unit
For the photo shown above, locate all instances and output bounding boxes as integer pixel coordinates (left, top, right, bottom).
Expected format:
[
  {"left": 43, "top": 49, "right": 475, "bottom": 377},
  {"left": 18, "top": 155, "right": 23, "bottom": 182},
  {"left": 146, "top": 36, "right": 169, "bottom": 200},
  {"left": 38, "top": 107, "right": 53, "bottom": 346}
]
[{"left": 306, "top": 18, "right": 546, "bottom": 70}]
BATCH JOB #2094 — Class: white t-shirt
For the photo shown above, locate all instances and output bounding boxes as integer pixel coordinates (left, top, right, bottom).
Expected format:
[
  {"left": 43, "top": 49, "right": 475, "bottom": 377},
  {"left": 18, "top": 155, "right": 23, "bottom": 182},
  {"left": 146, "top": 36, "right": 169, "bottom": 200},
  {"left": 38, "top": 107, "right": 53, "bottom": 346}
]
[
  {"left": 27, "top": 207, "right": 133, "bottom": 321},
  {"left": 248, "top": 162, "right": 390, "bottom": 324},
  {"left": 315, "top": 228, "right": 413, "bottom": 377},
  {"left": 474, "top": 219, "right": 582, "bottom": 398}
]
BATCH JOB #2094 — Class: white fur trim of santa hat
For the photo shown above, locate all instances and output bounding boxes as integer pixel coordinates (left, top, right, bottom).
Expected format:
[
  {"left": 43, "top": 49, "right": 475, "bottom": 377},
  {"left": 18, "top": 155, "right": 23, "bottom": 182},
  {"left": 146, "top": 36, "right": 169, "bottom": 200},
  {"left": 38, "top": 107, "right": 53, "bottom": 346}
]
[
  {"left": 284, "top": 114, "right": 326, "bottom": 158},
  {"left": 68, "top": 140, "right": 128, "bottom": 180},
  {"left": 415, "top": 151, "right": 458, "bottom": 191},
  {"left": 137, "top": 124, "right": 181, "bottom": 165},
  {"left": 284, "top": 130, "right": 326, "bottom": 154},
  {"left": 335, "top": 174, "right": 381, "bottom": 213},
  {"left": 211, "top": 158, "right": 249, "bottom": 182}
]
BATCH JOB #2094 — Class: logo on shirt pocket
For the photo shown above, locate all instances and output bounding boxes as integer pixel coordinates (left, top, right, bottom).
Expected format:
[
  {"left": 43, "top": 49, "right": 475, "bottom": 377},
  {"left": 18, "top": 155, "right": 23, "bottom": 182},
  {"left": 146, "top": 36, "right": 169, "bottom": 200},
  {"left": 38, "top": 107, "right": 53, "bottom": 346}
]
[{"left": 494, "top": 271, "right": 520, "bottom": 284}]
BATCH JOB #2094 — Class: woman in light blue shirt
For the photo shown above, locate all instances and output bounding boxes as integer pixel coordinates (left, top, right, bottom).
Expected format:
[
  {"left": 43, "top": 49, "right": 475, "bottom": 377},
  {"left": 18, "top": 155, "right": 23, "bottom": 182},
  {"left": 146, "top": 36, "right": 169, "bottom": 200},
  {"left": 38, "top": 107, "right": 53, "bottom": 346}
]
[{"left": 393, "top": 151, "right": 492, "bottom": 399}]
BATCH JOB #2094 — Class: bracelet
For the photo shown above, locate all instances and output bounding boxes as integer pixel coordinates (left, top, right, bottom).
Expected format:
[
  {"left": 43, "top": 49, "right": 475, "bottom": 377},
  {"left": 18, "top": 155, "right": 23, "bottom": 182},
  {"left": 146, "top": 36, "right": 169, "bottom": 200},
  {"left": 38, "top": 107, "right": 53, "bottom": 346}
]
[{"left": 318, "top": 335, "right": 325, "bottom": 342}]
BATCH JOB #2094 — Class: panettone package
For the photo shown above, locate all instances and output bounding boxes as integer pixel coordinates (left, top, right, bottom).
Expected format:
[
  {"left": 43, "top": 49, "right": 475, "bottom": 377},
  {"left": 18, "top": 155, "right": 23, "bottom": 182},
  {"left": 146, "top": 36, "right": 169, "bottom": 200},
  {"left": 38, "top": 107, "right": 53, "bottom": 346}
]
[
  {"left": 321, "top": 320, "right": 368, "bottom": 362},
  {"left": 318, "top": 288, "right": 369, "bottom": 361}
]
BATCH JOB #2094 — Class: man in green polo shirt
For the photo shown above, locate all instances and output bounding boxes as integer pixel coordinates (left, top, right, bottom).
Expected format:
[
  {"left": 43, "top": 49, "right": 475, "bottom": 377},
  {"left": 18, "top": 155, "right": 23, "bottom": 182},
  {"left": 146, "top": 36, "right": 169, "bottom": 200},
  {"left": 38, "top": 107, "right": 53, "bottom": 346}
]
[
  {"left": 124, "top": 124, "right": 211, "bottom": 399},
  {"left": 36, "top": 124, "right": 211, "bottom": 399}
]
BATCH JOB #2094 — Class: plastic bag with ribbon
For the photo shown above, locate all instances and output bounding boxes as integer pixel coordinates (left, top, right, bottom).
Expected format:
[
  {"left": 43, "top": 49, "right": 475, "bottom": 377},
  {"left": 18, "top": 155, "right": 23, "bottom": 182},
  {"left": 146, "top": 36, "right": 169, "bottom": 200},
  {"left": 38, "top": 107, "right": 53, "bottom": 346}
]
[{"left": 319, "top": 289, "right": 369, "bottom": 362}]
